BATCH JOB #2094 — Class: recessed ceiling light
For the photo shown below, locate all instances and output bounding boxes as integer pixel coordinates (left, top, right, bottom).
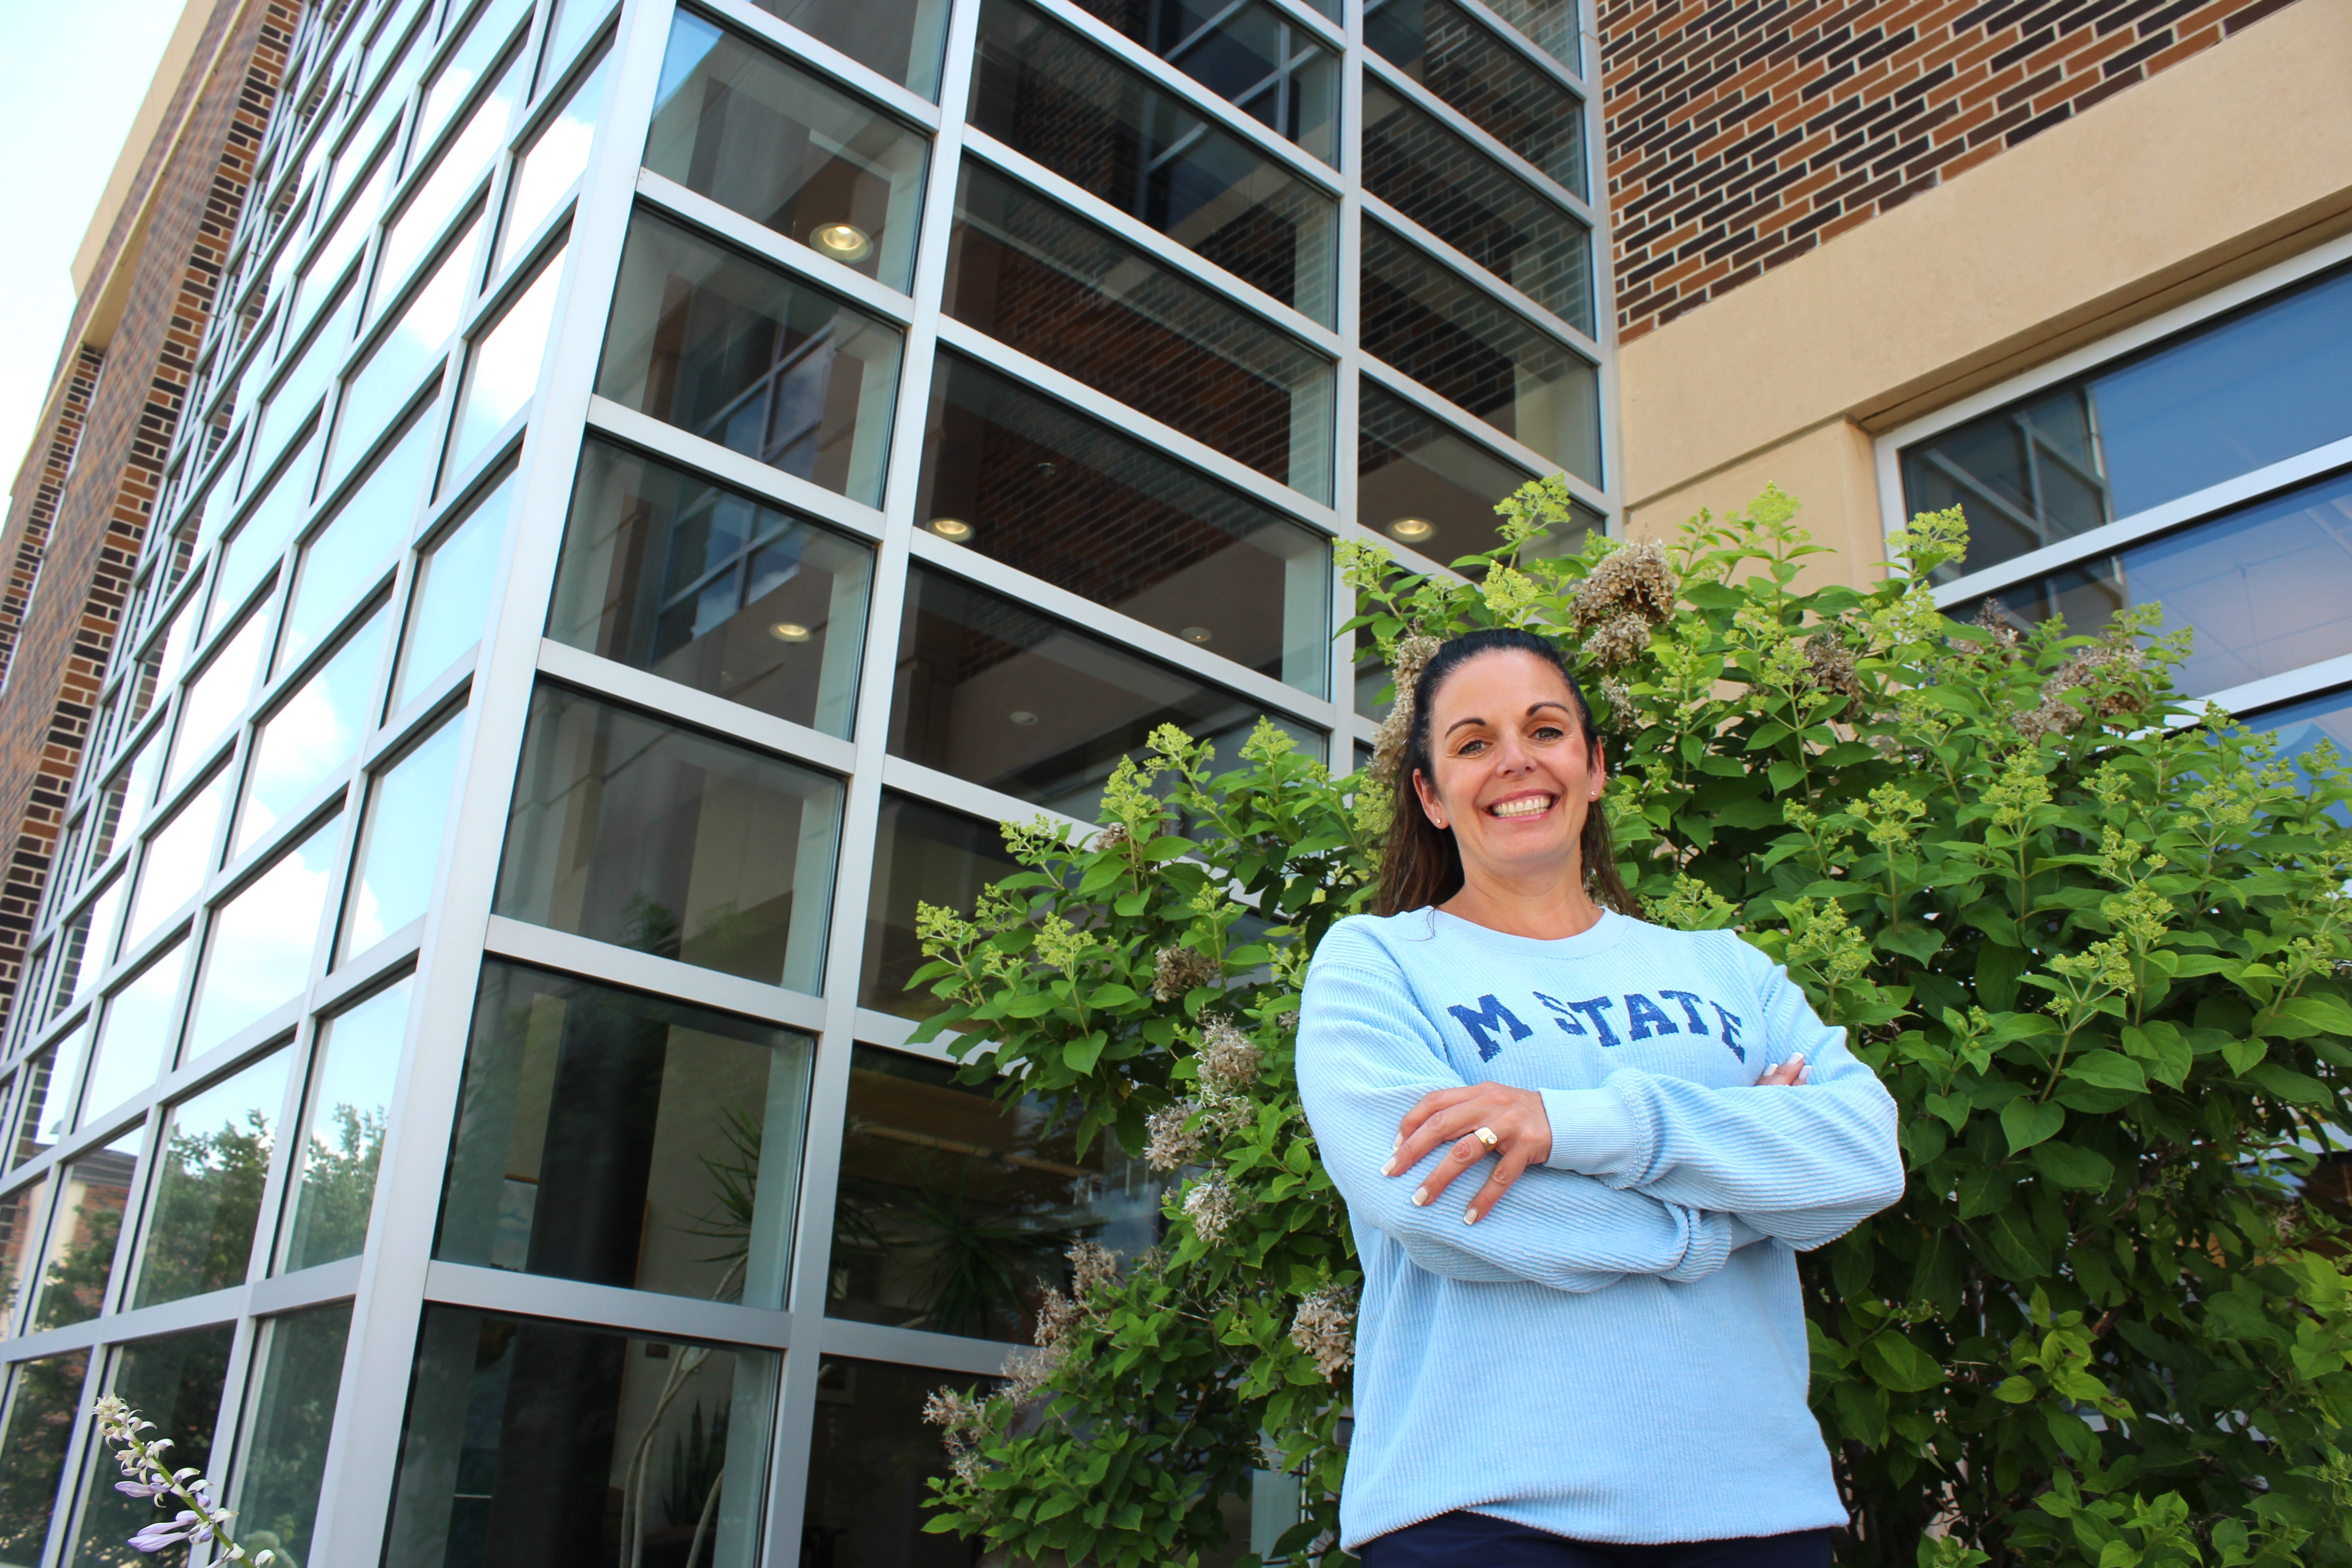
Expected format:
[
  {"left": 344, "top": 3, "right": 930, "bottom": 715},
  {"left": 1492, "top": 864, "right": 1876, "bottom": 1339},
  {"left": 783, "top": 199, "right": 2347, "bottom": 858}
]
[
  {"left": 1181, "top": 626, "right": 1213, "bottom": 644},
  {"left": 1387, "top": 516, "right": 1436, "bottom": 543},
  {"left": 927, "top": 517, "right": 975, "bottom": 543},
  {"left": 811, "top": 222, "right": 872, "bottom": 263},
  {"left": 769, "top": 622, "right": 811, "bottom": 642},
  {"left": 1009, "top": 710, "right": 1039, "bottom": 725}
]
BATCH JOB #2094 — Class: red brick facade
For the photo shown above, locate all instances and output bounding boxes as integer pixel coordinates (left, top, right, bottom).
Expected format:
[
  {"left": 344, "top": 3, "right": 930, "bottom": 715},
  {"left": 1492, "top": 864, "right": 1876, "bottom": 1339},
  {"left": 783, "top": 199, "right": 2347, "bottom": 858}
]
[
  {"left": 0, "top": 0, "right": 299, "bottom": 1033},
  {"left": 1601, "top": 0, "right": 2307, "bottom": 341}
]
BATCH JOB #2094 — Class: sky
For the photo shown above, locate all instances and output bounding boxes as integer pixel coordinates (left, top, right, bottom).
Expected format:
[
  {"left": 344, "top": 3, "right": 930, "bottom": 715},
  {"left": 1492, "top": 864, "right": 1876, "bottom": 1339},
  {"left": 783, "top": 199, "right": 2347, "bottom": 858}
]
[{"left": 0, "top": 0, "right": 191, "bottom": 513}]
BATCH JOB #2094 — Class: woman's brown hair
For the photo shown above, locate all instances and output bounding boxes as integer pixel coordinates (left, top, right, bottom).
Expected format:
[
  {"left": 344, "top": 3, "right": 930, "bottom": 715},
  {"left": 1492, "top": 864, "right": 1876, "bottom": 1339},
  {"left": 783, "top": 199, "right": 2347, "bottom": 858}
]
[{"left": 1372, "top": 628, "right": 1639, "bottom": 918}]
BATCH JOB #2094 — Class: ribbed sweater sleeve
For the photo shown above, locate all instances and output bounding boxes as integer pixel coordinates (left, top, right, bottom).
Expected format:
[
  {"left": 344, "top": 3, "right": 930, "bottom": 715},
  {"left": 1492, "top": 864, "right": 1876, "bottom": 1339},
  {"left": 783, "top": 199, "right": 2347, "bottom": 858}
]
[
  {"left": 1541, "top": 937, "right": 1905, "bottom": 1250},
  {"left": 1298, "top": 957, "right": 1743, "bottom": 1293}
]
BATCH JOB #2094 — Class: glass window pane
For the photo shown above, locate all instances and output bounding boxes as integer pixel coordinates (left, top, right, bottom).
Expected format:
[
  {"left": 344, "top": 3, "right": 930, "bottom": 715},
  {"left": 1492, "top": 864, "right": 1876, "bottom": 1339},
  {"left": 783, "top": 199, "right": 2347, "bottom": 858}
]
[
  {"left": 88, "top": 737, "right": 165, "bottom": 880},
  {"left": 595, "top": 211, "right": 903, "bottom": 507},
  {"left": 802, "top": 1356, "right": 998, "bottom": 1568},
  {"left": 548, "top": 438, "right": 875, "bottom": 734},
  {"left": 646, "top": 17, "right": 928, "bottom": 292},
  {"left": 496, "top": 51, "right": 611, "bottom": 276},
  {"left": 916, "top": 351, "right": 1328, "bottom": 693},
  {"left": 383, "top": 1307, "right": 776, "bottom": 1567},
  {"left": 52, "top": 878, "right": 126, "bottom": 1022},
  {"left": 283, "top": 412, "right": 434, "bottom": 672},
  {"left": 339, "top": 710, "right": 465, "bottom": 959},
  {"left": 230, "top": 1303, "right": 353, "bottom": 1568},
  {"left": 251, "top": 283, "right": 359, "bottom": 485},
  {"left": 284, "top": 978, "right": 412, "bottom": 1272},
  {"left": 166, "top": 614, "right": 270, "bottom": 792},
  {"left": 946, "top": 163, "right": 1333, "bottom": 500},
  {"left": 495, "top": 685, "right": 844, "bottom": 991},
  {"left": 858, "top": 793, "right": 1019, "bottom": 1018},
  {"left": 126, "top": 776, "right": 227, "bottom": 950},
  {"left": 888, "top": 564, "right": 1325, "bottom": 818},
  {"left": 445, "top": 245, "right": 566, "bottom": 481},
  {"left": 131, "top": 1049, "right": 293, "bottom": 1308},
  {"left": 1359, "top": 379, "right": 1581, "bottom": 571},
  {"left": 415, "top": 0, "right": 532, "bottom": 158},
  {"left": 747, "top": 0, "right": 952, "bottom": 96},
  {"left": 828, "top": 1044, "right": 1161, "bottom": 1340},
  {"left": 1899, "top": 382, "right": 2107, "bottom": 578},
  {"left": 1068, "top": 0, "right": 1338, "bottom": 163},
  {"left": 0, "top": 1351, "right": 89, "bottom": 1563},
  {"left": 86, "top": 945, "right": 188, "bottom": 1127},
  {"left": 66, "top": 1324, "right": 234, "bottom": 1568},
  {"left": 969, "top": 0, "right": 1335, "bottom": 324},
  {"left": 1366, "top": 0, "right": 1586, "bottom": 196},
  {"left": 376, "top": 50, "right": 523, "bottom": 309},
  {"left": 0, "top": 1174, "right": 56, "bottom": 1336},
  {"left": 438, "top": 961, "right": 813, "bottom": 1305},
  {"left": 27, "top": 1126, "right": 142, "bottom": 1332},
  {"left": 1362, "top": 220, "right": 1599, "bottom": 482},
  {"left": 211, "top": 431, "right": 322, "bottom": 637},
  {"left": 327, "top": 216, "right": 477, "bottom": 484},
  {"left": 186, "top": 821, "right": 341, "bottom": 1059},
  {"left": 543, "top": 0, "right": 612, "bottom": 78},
  {"left": 1363, "top": 80, "right": 1590, "bottom": 333},
  {"left": 392, "top": 467, "right": 515, "bottom": 710},
  {"left": 2261, "top": 686, "right": 2352, "bottom": 821},
  {"left": 240, "top": 607, "right": 387, "bottom": 855},
  {"left": 294, "top": 142, "right": 394, "bottom": 335},
  {"left": 1475, "top": 0, "right": 1578, "bottom": 72},
  {"left": 15, "top": 1020, "right": 94, "bottom": 1166}
]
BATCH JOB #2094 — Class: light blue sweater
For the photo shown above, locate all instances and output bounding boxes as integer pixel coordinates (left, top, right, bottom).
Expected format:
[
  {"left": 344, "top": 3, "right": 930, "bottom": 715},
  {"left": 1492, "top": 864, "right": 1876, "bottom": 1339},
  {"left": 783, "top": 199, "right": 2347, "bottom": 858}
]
[{"left": 1296, "top": 907, "right": 1903, "bottom": 1548}]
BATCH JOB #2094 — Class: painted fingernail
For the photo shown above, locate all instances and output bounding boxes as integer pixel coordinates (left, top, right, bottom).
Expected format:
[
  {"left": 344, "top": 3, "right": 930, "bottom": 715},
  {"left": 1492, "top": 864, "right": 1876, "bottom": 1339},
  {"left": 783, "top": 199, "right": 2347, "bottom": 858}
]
[
  {"left": 1411, "top": 1187, "right": 1429, "bottom": 1206},
  {"left": 1463, "top": 1208, "right": 1479, "bottom": 1225},
  {"left": 1393, "top": 1135, "right": 1403, "bottom": 1153},
  {"left": 1381, "top": 1159, "right": 1396, "bottom": 1177}
]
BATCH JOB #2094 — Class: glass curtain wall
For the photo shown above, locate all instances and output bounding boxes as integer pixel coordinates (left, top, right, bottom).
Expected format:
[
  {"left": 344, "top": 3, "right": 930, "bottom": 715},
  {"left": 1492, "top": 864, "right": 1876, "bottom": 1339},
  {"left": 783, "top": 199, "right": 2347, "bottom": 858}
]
[{"left": 0, "top": 0, "right": 1608, "bottom": 1563}]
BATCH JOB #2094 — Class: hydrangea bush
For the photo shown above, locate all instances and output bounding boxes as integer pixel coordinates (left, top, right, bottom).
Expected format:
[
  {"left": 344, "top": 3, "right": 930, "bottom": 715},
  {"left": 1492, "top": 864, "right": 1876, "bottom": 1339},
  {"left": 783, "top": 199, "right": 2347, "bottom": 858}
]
[{"left": 911, "top": 483, "right": 2352, "bottom": 1568}]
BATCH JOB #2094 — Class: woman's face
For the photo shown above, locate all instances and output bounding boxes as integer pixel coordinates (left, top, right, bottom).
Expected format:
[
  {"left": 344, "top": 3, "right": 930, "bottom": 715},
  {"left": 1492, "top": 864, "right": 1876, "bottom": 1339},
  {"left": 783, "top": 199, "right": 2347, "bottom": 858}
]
[{"left": 1411, "top": 649, "right": 1603, "bottom": 887}]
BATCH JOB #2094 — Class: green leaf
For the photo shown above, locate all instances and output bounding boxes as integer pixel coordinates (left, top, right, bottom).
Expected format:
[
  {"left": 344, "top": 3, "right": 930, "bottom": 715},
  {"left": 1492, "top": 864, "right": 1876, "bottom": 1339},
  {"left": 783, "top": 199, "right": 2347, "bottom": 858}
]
[
  {"left": 2121, "top": 1023, "right": 2192, "bottom": 1088},
  {"left": 1088, "top": 983, "right": 1141, "bottom": 1008},
  {"left": 2248, "top": 1062, "right": 2332, "bottom": 1106},
  {"left": 1975, "top": 945, "right": 2025, "bottom": 1012},
  {"left": 1876, "top": 924, "right": 1945, "bottom": 964},
  {"left": 1004, "top": 992, "right": 1063, "bottom": 1019},
  {"left": 1859, "top": 1333, "right": 1944, "bottom": 1393},
  {"left": 1957, "top": 1165, "right": 2011, "bottom": 1220},
  {"left": 1768, "top": 759, "right": 1806, "bottom": 794},
  {"left": 1924, "top": 1093, "right": 1970, "bottom": 1133},
  {"left": 2001, "top": 1098, "right": 2065, "bottom": 1155},
  {"left": 2277, "top": 993, "right": 2352, "bottom": 1038},
  {"left": 1065, "top": 1032, "right": 1107, "bottom": 1073},
  {"left": 2063, "top": 1050, "right": 2146, "bottom": 1095},
  {"left": 2029, "top": 1140, "right": 2114, "bottom": 1191},
  {"left": 2222, "top": 1038, "right": 2267, "bottom": 1076},
  {"left": 1993, "top": 1375, "right": 2038, "bottom": 1404}
]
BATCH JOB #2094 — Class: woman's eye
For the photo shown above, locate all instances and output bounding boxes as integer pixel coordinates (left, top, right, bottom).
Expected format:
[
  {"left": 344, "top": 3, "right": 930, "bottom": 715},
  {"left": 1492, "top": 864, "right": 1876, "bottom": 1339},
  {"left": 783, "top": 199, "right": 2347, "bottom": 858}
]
[
  {"left": 1532, "top": 725, "right": 1565, "bottom": 742},
  {"left": 1456, "top": 739, "right": 1489, "bottom": 756}
]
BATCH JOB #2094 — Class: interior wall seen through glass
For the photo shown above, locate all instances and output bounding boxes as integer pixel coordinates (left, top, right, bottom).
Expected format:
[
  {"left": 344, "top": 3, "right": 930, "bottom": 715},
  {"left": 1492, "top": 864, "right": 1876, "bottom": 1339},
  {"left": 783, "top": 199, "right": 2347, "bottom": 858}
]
[
  {"left": 1065, "top": 0, "right": 1338, "bottom": 164},
  {"left": 859, "top": 794, "right": 1020, "bottom": 1019},
  {"left": 1365, "top": 0, "right": 1586, "bottom": 197},
  {"left": 801, "top": 1355, "right": 999, "bottom": 1568},
  {"left": 749, "top": 0, "right": 954, "bottom": 98}
]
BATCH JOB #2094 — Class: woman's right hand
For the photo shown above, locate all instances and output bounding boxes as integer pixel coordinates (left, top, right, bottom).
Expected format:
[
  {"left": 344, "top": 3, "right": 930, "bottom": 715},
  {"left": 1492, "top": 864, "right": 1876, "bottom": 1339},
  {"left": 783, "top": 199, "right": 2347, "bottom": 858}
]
[{"left": 1756, "top": 1054, "right": 1809, "bottom": 1087}]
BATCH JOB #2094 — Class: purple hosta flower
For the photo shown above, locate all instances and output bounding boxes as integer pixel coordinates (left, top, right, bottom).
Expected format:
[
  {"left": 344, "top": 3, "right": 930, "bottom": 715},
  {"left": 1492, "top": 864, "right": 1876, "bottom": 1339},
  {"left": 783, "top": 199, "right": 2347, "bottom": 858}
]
[
  {"left": 128, "top": 1512, "right": 203, "bottom": 1552},
  {"left": 113, "top": 1479, "right": 172, "bottom": 1500}
]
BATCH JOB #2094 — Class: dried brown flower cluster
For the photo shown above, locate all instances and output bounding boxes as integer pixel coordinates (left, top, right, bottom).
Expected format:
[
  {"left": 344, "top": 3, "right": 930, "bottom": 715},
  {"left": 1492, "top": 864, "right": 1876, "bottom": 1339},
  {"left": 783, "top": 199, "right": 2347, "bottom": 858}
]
[
  {"left": 1196, "top": 1017, "right": 1264, "bottom": 1090},
  {"left": 1368, "top": 633, "right": 1442, "bottom": 784},
  {"left": 923, "top": 1386, "right": 991, "bottom": 1481},
  {"left": 1144, "top": 1102, "right": 1203, "bottom": 1172},
  {"left": 1599, "top": 675, "right": 1636, "bottom": 732},
  {"left": 1151, "top": 944, "right": 1219, "bottom": 1002},
  {"left": 1182, "top": 1176, "right": 1236, "bottom": 1243},
  {"left": 1091, "top": 822, "right": 1132, "bottom": 853},
  {"left": 1068, "top": 1240, "right": 1120, "bottom": 1302},
  {"left": 1803, "top": 638, "right": 1865, "bottom": 720},
  {"left": 1570, "top": 541, "right": 1675, "bottom": 668},
  {"left": 1289, "top": 1284, "right": 1357, "bottom": 1380},
  {"left": 2013, "top": 642, "right": 2149, "bottom": 745}
]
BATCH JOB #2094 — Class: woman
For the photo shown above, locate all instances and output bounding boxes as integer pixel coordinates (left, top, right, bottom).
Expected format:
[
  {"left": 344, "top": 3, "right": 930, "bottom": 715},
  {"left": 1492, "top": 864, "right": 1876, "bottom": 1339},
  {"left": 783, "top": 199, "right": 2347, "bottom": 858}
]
[{"left": 1297, "top": 628, "right": 1904, "bottom": 1566}]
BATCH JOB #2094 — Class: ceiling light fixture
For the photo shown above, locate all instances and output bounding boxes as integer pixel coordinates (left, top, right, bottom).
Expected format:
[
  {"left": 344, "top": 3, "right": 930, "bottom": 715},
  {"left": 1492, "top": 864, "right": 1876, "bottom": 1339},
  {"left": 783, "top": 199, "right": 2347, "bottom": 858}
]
[
  {"left": 1181, "top": 626, "right": 1213, "bottom": 644},
  {"left": 1009, "top": 710, "right": 1039, "bottom": 725},
  {"left": 927, "top": 517, "right": 975, "bottom": 543},
  {"left": 1387, "top": 516, "right": 1436, "bottom": 543},
  {"left": 811, "top": 223, "right": 872, "bottom": 263},
  {"left": 769, "top": 622, "right": 811, "bottom": 643}
]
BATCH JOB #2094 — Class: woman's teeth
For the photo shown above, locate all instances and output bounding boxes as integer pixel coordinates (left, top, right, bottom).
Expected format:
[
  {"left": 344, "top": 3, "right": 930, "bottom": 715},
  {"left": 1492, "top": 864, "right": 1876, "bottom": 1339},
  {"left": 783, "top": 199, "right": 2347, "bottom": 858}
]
[{"left": 1489, "top": 796, "right": 1553, "bottom": 818}]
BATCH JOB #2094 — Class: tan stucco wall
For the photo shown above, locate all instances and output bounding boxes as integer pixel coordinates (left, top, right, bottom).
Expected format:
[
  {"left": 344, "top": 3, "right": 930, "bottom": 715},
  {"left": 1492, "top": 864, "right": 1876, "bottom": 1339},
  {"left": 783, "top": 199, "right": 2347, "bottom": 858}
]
[{"left": 1617, "top": 0, "right": 2352, "bottom": 587}]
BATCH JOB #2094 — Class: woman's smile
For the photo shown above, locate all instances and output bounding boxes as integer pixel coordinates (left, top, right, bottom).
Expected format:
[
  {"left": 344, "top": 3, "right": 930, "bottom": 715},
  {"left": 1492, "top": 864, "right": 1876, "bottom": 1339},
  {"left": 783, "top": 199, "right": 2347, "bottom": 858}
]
[{"left": 1486, "top": 792, "right": 1555, "bottom": 819}]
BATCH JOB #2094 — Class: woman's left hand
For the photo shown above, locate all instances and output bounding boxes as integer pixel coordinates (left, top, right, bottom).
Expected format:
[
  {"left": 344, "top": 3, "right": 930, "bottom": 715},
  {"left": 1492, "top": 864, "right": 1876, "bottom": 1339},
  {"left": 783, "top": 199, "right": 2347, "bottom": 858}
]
[{"left": 1383, "top": 1083, "right": 1553, "bottom": 1225}]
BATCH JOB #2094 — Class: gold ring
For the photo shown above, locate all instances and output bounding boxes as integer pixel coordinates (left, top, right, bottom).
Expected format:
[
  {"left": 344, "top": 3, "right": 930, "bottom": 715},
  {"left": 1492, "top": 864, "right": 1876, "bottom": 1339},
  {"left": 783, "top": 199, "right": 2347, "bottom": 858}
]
[{"left": 1473, "top": 1126, "right": 1499, "bottom": 1151}]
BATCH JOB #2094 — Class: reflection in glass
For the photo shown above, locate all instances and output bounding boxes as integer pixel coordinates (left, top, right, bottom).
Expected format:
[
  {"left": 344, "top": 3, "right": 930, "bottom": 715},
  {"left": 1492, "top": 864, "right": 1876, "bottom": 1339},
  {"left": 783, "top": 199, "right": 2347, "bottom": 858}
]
[
  {"left": 2262, "top": 686, "right": 2352, "bottom": 823},
  {"left": 0, "top": 1171, "right": 46, "bottom": 1339},
  {"left": 748, "top": 0, "right": 953, "bottom": 96},
  {"left": 889, "top": 565, "right": 1323, "bottom": 819},
  {"left": 340, "top": 712, "right": 466, "bottom": 958},
  {"left": 596, "top": 211, "right": 903, "bottom": 506},
  {"left": 1964, "top": 470, "right": 2352, "bottom": 700},
  {"left": 126, "top": 775, "right": 226, "bottom": 950},
  {"left": 647, "top": 16, "right": 928, "bottom": 292},
  {"left": 53, "top": 878, "right": 125, "bottom": 1022},
  {"left": 416, "top": 0, "right": 532, "bottom": 159},
  {"left": 1362, "top": 222, "right": 1599, "bottom": 482},
  {"left": 131, "top": 1049, "right": 292, "bottom": 1309},
  {"left": 802, "top": 1356, "right": 998, "bottom": 1568},
  {"left": 439, "top": 962, "right": 813, "bottom": 1305},
  {"left": 12, "top": 1019, "right": 92, "bottom": 1165},
  {"left": 376, "top": 50, "right": 523, "bottom": 309},
  {"left": 240, "top": 606, "right": 387, "bottom": 853},
  {"left": 548, "top": 439, "right": 874, "bottom": 734},
  {"left": 970, "top": 0, "right": 1335, "bottom": 323},
  {"left": 251, "top": 285, "right": 358, "bottom": 486},
  {"left": 90, "top": 737, "right": 164, "bottom": 877},
  {"left": 0, "top": 1351, "right": 90, "bottom": 1564},
  {"left": 167, "top": 613, "right": 269, "bottom": 790},
  {"left": 231, "top": 1303, "right": 353, "bottom": 1568},
  {"left": 393, "top": 468, "right": 515, "bottom": 710},
  {"left": 1363, "top": 81, "right": 1590, "bottom": 332},
  {"left": 85, "top": 943, "right": 187, "bottom": 1127},
  {"left": 383, "top": 1307, "right": 775, "bottom": 1568},
  {"left": 916, "top": 352, "right": 1328, "bottom": 691},
  {"left": 497, "top": 51, "right": 611, "bottom": 275},
  {"left": 828, "top": 1045, "right": 1161, "bottom": 1341},
  {"left": 212, "top": 433, "right": 322, "bottom": 637},
  {"left": 284, "top": 979, "right": 412, "bottom": 1271},
  {"left": 1366, "top": 0, "right": 1586, "bottom": 195},
  {"left": 284, "top": 413, "right": 433, "bottom": 673},
  {"left": 1903, "top": 265, "right": 2352, "bottom": 581},
  {"left": 69, "top": 1323, "right": 233, "bottom": 1568},
  {"left": 1068, "top": 0, "right": 1338, "bottom": 163},
  {"left": 1473, "top": 0, "right": 1578, "bottom": 72},
  {"left": 946, "top": 163, "right": 1333, "bottom": 500},
  {"left": 1357, "top": 380, "right": 1602, "bottom": 573},
  {"left": 27, "top": 1126, "right": 142, "bottom": 1332},
  {"left": 497, "top": 685, "right": 843, "bottom": 990},
  {"left": 859, "top": 794, "right": 1019, "bottom": 1018},
  {"left": 327, "top": 219, "right": 476, "bottom": 484},
  {"left": 186, "top": 820, "right": 340, "bottom": 1058},
  {"left": 446, "top": 248, "right": 567, "bottom": 484},
  {"left": 544, "top": 0, "right": 611, "bottom": 77}
]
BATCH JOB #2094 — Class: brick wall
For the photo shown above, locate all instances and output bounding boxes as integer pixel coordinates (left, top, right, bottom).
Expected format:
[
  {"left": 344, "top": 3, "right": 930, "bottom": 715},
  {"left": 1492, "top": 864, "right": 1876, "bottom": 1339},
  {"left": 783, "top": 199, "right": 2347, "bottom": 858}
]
[
  {"left": 1602, "top": 0, "right": 2307, "bottom": 342},
  {"left": 0, "top": 348, "right": 103, "bottom": 692},
  {"left": 0, "top": 0, "right": 299, "bottom": 1035}
]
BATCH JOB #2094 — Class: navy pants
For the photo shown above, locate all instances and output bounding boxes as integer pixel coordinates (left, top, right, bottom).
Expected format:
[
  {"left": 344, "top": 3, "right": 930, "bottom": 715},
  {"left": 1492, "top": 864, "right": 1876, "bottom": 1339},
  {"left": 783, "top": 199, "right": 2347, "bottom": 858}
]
[{"left": 1360, "top": 1511, "right": 1834, "bottom": 1568}]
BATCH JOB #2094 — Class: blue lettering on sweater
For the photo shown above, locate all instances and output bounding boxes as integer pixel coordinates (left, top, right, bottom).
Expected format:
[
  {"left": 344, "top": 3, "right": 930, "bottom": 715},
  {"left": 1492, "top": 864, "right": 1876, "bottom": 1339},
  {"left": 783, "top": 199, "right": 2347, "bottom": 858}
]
[
  {"left": 1447, "top": 995, "right": 1532, "bottom": 1061},
  {"left": 1711, "top": 1002, "right": 1746, "bottom": 1062},
  {"left": 1657, "top": 990, "right": 1711, "bottom": 1035},
  {"left": 1623, "top": 993, "right": 1679, "bottom": 1040},
  {"left": 1531, "top": 991, "right": 1584, "bottom": 1035},
  {"left": 1565, "top": 997, "right": 1622, "bottom": 1048}
]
